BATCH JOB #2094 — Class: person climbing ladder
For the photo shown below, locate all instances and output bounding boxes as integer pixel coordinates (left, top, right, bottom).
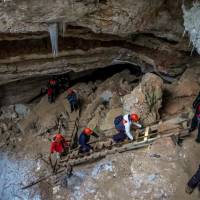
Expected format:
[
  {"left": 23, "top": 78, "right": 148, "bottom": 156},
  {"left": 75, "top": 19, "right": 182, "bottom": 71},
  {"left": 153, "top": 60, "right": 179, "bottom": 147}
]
[
  {"left": 113, "top": 113, "right": 143, "bottom": 143},
  {"left": 79, "top": 128, "right": 99, "bottom": 153}
]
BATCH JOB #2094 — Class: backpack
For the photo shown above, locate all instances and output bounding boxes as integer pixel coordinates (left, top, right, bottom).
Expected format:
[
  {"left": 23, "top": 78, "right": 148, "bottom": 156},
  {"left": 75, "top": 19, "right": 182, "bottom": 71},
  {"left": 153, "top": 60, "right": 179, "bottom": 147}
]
[{"left": 114, "top": 115, "right": 124, "bottom": 131}]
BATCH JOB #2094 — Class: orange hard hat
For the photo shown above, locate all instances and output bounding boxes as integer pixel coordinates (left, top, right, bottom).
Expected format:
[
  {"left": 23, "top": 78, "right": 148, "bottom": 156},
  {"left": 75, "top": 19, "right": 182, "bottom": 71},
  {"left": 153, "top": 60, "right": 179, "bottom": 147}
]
[
  {"left": 84, "top": 128, "right": 93, "bottom": 135},
  {"left": 130, "top": 113, "right": 139, "bottom": 122}
]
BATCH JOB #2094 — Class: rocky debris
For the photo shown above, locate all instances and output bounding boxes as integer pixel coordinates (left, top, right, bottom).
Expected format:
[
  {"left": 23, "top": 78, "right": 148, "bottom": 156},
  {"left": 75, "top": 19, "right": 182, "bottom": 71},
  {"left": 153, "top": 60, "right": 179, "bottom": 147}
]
[
  {"left": 15, "top": 104, "right": 30, "bottom": 118},
  {"left": 123, "top": 73, "right": 163, "bottom": 125},
  {"left": 57, "top": 137, "right": 200, "bottom": 200},
  {"left": 18, "top": 94, "right": 68, "bottom": 135},
  {"left": 0, "top": 105, "right": 18, "bottom": 120},
  {"left": 163, "top": 97, "right": 194, "bottom": 116},
  {"left": 79, "top": 70, "right": 139, "bottom": 129},
  {"left": 162, "top": 64, "right": 200, "bottom": 116},
  {"left": 169, "top": 65, "right": 200, "bottom": 98}
]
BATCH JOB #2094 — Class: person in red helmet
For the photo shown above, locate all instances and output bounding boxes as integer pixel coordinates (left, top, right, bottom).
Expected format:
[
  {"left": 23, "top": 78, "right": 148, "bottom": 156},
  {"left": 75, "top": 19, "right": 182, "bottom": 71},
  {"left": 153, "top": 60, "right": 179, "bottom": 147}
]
[
  {"left": 47, "top": 78, "right": 57, "bottom": 103},
  {"left": 79, "top": 128, "right": 99, "bottom": 153},
  {"left": 113, "top": 113, "right": 143, "bottom": 142},
  {"left": 66, "top": 88, "right": 79, "bottom": 113},
  {"left": 50, "top": 133, "right": 70, "bottom": 157}
]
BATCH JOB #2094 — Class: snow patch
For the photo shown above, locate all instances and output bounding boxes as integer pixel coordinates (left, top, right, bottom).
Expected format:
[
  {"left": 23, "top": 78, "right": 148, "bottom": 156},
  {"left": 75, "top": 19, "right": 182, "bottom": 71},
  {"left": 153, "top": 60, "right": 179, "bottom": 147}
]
[{"left": 91, "top": 160, "right": 113, "bottom": 177}]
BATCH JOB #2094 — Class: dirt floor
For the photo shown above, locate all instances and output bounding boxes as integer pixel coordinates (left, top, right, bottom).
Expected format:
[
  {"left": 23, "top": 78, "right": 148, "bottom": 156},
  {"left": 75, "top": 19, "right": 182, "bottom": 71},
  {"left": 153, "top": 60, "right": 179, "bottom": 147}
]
[{"left": 0, "top": 68, "right": 200, "bottom": 200}]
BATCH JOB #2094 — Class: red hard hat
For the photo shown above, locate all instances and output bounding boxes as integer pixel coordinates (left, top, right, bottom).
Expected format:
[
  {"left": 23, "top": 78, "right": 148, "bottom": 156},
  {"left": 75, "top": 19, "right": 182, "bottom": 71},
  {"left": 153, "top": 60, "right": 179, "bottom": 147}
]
[
  {"left": 67, "top": 88, "right": 73, "bottom": 94},
  {"left": 84, "top": 128, "right": 93, "bottom": 135},
  {"left": 55, "top": 133, "right": 63, "bottom": 142},
  {"left": 130, "top": 113, "right": 139, "bottom": 122}
]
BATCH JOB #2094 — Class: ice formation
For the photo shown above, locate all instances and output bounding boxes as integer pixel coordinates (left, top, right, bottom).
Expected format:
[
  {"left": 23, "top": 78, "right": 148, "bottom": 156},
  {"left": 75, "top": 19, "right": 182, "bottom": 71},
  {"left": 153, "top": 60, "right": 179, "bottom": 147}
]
[
  {"left": 183, "top": 2, "right": 200, "bottom": 55},
  {"left": 48, "top": 23, "right": 59, "bottom": 57}
]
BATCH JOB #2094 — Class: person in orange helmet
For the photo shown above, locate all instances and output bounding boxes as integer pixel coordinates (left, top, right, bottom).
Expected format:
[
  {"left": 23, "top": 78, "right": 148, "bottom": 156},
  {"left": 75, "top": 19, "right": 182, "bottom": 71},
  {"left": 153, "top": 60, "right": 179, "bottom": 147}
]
[
  {"left": 113, "top": 113, "right": 143, "bottom": 143},
  {"left": 78, "top": 128, "right": 99, "bottom": 153}
]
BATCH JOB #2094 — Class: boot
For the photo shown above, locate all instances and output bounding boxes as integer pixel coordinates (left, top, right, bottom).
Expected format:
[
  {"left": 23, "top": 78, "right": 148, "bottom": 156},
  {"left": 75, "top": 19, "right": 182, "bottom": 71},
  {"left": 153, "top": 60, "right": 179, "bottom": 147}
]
[
  {"left": 195, "top": 138, "right": 200, "bottom": 143},
  {"left": 185, "top": 185, "right": 193, "bottom": 194}
]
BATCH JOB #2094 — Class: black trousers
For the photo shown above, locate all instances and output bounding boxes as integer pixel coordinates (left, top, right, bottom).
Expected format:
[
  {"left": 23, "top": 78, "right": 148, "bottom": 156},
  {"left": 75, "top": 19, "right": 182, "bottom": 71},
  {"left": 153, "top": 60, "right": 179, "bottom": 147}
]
[
  {"left": 190, "top": 115, "right": 200, "bottom": 141},
  {"left": 70, "top": 102, "right": 79, "bottom": 112},
  {"left": 188, "top": 165, "right": 200, "bottom": 191},
  {"left": 113, "top": 131, "right": 127, "bottom": 143}
]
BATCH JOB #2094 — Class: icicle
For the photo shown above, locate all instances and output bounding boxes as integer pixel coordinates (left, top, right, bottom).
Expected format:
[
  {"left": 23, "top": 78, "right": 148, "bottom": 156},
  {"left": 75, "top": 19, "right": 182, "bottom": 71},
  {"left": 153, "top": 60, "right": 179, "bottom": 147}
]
[
  {"left": 182, "top": 30, "right": 186, "bottom": 38},
  {"left": 48, "top": 23, "right": 58, "bottom": 57},
  {"left": 182, "top": 1, "right": 200, "bottom": 55},
  {"left": 190, "top": 45, "right": 195, "bottom": 56}
]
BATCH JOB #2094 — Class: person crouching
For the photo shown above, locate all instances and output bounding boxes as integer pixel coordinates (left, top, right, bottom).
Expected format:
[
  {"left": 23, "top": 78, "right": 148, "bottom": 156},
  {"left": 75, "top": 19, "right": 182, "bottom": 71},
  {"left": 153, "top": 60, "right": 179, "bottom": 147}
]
[
  {"left": 79, "top": 128, "right": 99, "bottom": 153},
  {"left": 113, "top": 113, "right": 142, "bottom": 143}
]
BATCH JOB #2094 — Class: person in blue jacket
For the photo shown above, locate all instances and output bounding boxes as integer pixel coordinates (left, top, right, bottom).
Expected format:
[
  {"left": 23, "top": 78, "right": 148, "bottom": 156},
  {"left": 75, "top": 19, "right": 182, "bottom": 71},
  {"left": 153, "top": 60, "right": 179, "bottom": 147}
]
[
  {"left": 66, "top": 88, "right": 79, "bottom": 113},
  {"left": 79, "top": 128, "right": 99, "bottom": 153}
]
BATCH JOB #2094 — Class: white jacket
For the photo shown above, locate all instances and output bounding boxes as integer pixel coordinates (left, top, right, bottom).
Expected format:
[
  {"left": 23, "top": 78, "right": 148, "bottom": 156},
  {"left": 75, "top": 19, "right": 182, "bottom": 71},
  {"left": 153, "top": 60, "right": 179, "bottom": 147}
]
[{"left": 123, "top": 114, "right": 142, "bottom": 140}]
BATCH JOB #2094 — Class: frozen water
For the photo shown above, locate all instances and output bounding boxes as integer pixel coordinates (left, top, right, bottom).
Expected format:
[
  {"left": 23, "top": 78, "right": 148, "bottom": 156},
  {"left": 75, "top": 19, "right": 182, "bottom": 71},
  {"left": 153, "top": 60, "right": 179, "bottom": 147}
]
[
  {"left": 48, "top": 23, "right": 59, "bottom": 57},
  {"left": 91, "top": 160, "right": 113, "bottom": 177},
  {"left": 0, "top": 153, "right": 41, "bottom": 200},
  {"left": 183, "top": 2, "right": 200, "bottom": 55}
]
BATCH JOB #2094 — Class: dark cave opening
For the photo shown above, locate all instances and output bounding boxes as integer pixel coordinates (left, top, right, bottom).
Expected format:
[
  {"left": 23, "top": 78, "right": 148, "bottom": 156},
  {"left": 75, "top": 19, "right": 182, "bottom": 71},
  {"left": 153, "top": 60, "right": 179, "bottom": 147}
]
[{"left": 0, "top": 63, "right": 142, "bottom": 106}]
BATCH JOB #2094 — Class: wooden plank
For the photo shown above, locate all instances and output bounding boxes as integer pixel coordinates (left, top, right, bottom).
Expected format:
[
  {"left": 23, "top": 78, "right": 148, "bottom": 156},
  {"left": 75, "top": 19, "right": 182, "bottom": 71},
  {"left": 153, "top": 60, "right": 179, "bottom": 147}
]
[{"left": 144, "top": 127, "right": 150, "bottom": 141}]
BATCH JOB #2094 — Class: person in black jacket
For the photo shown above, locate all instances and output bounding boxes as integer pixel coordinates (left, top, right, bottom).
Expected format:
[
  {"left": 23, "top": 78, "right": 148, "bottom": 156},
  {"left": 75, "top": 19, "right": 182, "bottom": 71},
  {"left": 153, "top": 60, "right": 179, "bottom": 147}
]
[
  {"left": 189, "top": 92, "right": 200, "bottom": 143},
  {"left": 186, "top": 164, "right": 200, "bottom": 194}
]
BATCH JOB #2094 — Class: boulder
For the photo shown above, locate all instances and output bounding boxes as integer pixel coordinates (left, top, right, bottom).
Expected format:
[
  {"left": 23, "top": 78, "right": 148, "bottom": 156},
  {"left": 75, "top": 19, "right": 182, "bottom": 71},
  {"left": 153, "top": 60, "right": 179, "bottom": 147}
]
[
  {"left": 100, "top": 107, "right": 123, "bottom": 131},
  {"left": 18, "top": 94, "right": 68, "bottom": 134},
  {"left": 15, "top": 104, "right": 30, "bottom": 118},
  {"left": 169, "top": 66, "right": 200, "bottom": 98},
  {"left": 123, "top": 73, "right": 163, "bottom": 125}
]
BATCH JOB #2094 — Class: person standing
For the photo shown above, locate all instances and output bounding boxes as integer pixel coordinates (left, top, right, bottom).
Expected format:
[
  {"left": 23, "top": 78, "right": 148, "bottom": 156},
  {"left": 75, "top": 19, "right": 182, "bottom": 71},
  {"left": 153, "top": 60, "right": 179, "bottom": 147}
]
[
  {"left": 189, "top": 92, "right": 200, "bottom": 143},
  {"left": 66, "top": 88, "right": 79, "bottom": 112}
]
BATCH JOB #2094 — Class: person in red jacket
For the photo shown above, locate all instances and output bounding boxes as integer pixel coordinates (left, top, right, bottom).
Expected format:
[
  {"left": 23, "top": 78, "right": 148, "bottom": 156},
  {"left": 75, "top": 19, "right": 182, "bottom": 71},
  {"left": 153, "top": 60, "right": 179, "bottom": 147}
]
[
  {"left": 47, "top": 78, "right": 57, "bottom": 103},
  {"left": 50, "top": 133, "right": 70, "bottom": 157}
]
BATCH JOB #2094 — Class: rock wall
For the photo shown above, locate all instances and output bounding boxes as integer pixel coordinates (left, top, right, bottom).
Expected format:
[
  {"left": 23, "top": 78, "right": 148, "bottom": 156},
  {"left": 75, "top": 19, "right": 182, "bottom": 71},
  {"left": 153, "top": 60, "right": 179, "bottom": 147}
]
[{"left": 0, "top": 0, "right": 197, "bottom": 104}]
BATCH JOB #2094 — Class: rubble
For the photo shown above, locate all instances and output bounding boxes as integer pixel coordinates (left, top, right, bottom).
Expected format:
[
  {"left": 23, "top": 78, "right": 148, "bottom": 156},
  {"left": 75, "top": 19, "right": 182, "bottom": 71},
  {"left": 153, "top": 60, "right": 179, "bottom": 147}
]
[{"left": 0, "top": 68, "right": 200, "bottom": 200}]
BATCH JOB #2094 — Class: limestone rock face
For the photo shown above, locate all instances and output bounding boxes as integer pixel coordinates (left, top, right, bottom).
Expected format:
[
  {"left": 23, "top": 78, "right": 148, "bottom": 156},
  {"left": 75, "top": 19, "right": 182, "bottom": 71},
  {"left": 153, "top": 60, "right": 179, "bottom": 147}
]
[
  {"left": 100, "top": 107, "right": 122, "bottom": 131},
  {"left": 123, "top": 73, "right": 163, "bottom": 125},
  {"left": 0, "top": 0, "right": 195, "bottom": 105},
  {"left": 0, "top": 0, "right": 183, "bottom": 38}
]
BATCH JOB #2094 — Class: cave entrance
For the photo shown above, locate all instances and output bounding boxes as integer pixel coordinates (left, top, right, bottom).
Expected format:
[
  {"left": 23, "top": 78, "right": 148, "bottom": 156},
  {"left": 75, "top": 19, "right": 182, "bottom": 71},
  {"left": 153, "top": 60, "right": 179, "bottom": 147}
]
[
  {"left": 0, "top": 63, "right": 142, "bottom": 106},
  {"left": 68, "top": 63, "right": 142, "bottom": 84}
]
